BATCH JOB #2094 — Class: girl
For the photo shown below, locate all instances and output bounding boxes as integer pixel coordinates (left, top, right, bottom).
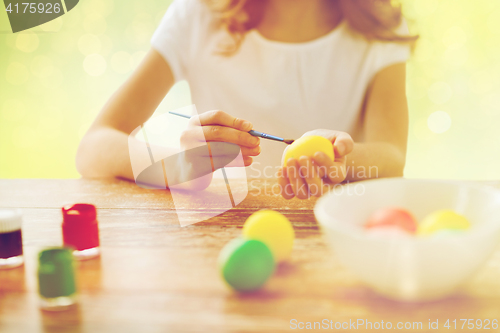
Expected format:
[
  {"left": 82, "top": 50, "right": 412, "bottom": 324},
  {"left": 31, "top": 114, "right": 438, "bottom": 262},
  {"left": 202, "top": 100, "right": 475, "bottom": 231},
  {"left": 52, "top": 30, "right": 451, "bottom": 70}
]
[{"left": 76, "top": 0, "right": 417, "bottom": 199}]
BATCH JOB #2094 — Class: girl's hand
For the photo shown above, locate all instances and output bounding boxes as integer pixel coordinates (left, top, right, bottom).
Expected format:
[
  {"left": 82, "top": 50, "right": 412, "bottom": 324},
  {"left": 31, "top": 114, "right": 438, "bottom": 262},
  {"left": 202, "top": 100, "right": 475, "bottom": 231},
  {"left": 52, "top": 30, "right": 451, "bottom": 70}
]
[
  {"left": 168, "top": 110, "right": 259, "bottom": 191},
  {"left": 277, "top": 130, "right": 354, "bottom": 200},
  {"left": 180, "top": 110, "right": 261, "bottom": 167}
]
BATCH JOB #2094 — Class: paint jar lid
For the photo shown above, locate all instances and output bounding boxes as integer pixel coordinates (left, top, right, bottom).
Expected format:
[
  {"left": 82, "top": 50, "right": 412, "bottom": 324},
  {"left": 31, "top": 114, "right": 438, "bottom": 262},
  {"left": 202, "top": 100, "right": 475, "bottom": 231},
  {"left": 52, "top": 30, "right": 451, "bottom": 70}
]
[
  {"left": 62, "top": 204, "right": 96, "bottom": 224},
  {"left": 38, "top": 247, "right": 77, "bottom": 298},
  {"left": 62, "top": 204, "right": 100, "bottom": 251},
  {"left": 0, "top": 209, "right": 22, "bottom": 233}
]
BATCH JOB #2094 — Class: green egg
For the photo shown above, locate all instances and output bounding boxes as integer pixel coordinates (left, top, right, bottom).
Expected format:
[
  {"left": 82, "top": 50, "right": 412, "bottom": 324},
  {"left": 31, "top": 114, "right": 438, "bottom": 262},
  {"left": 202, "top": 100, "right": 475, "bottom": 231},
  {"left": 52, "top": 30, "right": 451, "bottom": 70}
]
[{"left": 218, "top": 238, "right": 275, "bottom": 292}]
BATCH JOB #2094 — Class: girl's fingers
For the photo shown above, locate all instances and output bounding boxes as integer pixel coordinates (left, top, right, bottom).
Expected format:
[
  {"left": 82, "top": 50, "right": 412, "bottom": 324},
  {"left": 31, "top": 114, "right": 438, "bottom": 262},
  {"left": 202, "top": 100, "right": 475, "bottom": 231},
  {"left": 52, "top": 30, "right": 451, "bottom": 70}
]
[
  {"left": 331, "top": 132, "right": 354, "bottom": 157},
  {"left": 277, "top": 167, "right": 295, "bottom": 200},
  {"left": 223, "top": 150, "right": 248, "bottom": 167},
  {"left": 313, "top": 152, "right": 333, "bottom": 180},
  {"left": 297, "top": 156, "right": 325, "bottom": 197},
  {"left": 243, "top": 156, "right": 253, "bottom": 166},
  {"left": 224, "top": 155, "right": 252, "bottom": 167},
  {"left": 195, "top": 110, "right": 253, "bottom": 132},
  {"left": 317, "top": 159, "right": 326, "bottom": 179},
  {"left": 181, "top": 129, "right": 260, "bottom": 155},
  {"left": 184, "top": 111, "right": 260, "bottom": 165},
  {"left": 313, "top": 152, "right": 347, "bottom": 184},
  {"left": 180, "top": 127, "right": 206, "bottom": 148},
  {"left": 287, "top": 158, "right": 309, "bottom": 200},
  {"left": 202, "top": 126, "right": 260, "bottom": 148},
  {"left": 225, "top": 156, "right": 253, "bottom": 167},
  {"left": 329, "top": 159, "right": 347, "bottom": 184},
  {"left": 240, "top": 145, "right": 261, "bottom": 157}
]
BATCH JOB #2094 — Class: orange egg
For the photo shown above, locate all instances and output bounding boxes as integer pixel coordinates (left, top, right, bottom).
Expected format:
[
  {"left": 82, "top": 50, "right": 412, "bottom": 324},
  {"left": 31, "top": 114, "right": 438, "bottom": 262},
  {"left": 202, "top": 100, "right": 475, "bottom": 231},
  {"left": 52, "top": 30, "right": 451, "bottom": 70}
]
[{"left": 365, "top": 208, "right": 418, "bottom": 234}]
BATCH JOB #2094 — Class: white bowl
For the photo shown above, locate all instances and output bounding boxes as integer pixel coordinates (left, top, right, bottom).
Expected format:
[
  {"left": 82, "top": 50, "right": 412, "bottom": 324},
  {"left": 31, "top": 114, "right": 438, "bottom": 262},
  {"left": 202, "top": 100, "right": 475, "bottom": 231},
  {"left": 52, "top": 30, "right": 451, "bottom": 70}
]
[{"left": 314, "top": 178, "right": 500, "bottom": 301}]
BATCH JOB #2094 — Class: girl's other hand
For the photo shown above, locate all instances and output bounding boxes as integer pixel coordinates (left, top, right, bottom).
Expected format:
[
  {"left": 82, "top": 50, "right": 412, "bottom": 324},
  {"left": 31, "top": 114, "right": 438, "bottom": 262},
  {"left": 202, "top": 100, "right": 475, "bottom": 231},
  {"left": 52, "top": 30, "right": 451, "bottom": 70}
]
[
  {"left": 278, "top": 130, "right": 354, "bottom": 200},
  {"left": 180, "top": 110, "right": 261, "bottom": 166}
]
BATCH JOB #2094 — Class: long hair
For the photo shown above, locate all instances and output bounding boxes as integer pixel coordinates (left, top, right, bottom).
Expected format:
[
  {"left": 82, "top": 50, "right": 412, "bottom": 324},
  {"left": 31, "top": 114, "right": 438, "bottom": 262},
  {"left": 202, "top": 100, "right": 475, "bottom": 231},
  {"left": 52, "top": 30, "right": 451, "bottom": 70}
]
[{"left": 203, "top": 0, "right": 418, "bottom": 54}]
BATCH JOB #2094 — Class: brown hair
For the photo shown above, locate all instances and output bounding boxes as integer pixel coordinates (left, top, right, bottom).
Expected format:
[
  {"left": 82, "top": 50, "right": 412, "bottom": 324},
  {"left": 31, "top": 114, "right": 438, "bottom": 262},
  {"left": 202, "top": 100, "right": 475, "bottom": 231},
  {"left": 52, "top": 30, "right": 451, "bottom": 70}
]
[{"left": 203, "top": 0, "right": 418, "bottom": 54}]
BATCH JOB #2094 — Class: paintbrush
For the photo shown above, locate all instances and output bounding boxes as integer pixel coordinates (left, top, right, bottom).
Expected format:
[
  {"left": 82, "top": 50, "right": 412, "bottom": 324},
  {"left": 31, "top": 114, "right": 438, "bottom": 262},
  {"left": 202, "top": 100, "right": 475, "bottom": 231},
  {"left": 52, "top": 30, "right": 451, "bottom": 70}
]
[{"left": 169, "top": 111, "right": 295, "bottom": 145}]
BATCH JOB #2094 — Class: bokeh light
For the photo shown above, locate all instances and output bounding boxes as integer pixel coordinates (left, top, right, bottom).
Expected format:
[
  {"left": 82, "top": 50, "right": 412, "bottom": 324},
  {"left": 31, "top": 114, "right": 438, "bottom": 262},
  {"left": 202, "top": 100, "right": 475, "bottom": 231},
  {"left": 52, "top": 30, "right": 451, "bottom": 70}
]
[
  {"left": 427, "top": 111, "right": 452, "bottom": 134},
  {"left": 40, "top": 68, "right": 64, "bottom": 89},
  {"left": 78, "top": 34, "right": 101, "bottom": 55},
  {"left": 31, "top": 56, "right": 54, "bottom": 78},
  {"left": 427, "top": 82, "right": 453, "bottom": 105},
  {"left": 6, "top": 63, "right": 29, "bottom": 85},
  {"left": 83, "top": 54, "right": 107, "bottom": 76},
  {"left": 2, "top": 99, "right": 26, "bottom": 122},
  {"left": 15, "top": 32, "right": 39, "bottom": 53},
  {"left": 110, "top": 51, "right": 131, "bottom": 74},
  {"left": 83, "top": 14, "right": 107, "bottom": 35}
]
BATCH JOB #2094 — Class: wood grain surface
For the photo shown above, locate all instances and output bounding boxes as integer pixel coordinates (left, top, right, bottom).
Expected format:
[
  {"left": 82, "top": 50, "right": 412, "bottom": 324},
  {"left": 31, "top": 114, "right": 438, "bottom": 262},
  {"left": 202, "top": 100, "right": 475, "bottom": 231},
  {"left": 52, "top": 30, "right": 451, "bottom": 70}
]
[{"left": 1, "top": 178, "right": 500, "bottom": 333}]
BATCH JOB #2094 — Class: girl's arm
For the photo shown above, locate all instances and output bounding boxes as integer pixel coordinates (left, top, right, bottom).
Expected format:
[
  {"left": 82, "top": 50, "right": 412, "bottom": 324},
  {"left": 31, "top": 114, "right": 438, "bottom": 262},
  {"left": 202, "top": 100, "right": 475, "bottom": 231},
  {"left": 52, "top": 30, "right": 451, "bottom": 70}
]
[
  {"left": 278, "top": 62, "right": 409, "bottom": 199},
  {"left": 76, "top": 49, "right": 175, "bottom": 180},
  {"left": 76, "top": 49, "right": 259, "bottom": 184},
  {"left": 349, "top": 62, "right": 409, "bottom": 180}
]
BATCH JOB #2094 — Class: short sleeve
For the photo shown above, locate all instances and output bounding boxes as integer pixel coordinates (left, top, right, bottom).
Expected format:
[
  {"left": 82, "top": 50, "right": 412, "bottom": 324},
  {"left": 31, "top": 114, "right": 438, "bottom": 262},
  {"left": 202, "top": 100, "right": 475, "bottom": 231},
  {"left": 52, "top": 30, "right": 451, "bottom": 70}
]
[
  {"left": 151, "top": 0, "right": 206, "bottom": 82},
  {"left": 371, "top": 20, "right": 412, "bottom": 72}
]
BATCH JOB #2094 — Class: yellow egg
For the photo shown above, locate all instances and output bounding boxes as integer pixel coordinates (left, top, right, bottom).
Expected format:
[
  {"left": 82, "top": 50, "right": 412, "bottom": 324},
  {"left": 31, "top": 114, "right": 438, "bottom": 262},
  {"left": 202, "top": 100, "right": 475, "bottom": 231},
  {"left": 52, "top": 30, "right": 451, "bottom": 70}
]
[
  {"left": 418, "top": 210, "right": 471, "bottom": 236},
  {"left": 242, "top": 210, "right": 295, "bottom": 262},
  {"left": 283, "top": 135, "right": 334, "bottom": 167}
]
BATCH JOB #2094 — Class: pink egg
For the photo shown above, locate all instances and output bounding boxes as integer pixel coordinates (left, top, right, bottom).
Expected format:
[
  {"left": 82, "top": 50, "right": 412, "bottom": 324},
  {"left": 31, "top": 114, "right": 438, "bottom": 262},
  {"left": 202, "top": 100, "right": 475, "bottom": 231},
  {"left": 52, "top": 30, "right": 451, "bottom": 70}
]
[{"left": 365, "top": 208, "right": 418, "bottom": 234}]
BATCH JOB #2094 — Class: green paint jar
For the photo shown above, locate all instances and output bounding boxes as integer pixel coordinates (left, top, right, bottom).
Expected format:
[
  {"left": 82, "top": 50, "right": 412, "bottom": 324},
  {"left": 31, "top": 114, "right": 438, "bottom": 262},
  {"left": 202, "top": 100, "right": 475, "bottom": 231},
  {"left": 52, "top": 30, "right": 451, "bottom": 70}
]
[
  {"left": 218, "top": 238, "right": 275, "bottom": 292},
  {"left": 38, "top": 247, "right": 77, "bottom": 310}
]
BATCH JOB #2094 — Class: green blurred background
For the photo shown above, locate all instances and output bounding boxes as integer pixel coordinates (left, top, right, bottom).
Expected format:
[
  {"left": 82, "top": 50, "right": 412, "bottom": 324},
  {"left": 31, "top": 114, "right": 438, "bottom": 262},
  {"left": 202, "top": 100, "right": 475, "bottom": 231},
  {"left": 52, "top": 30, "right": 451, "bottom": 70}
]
[{"left": 1, "top": 0, "right": 499, "bottom": 179}]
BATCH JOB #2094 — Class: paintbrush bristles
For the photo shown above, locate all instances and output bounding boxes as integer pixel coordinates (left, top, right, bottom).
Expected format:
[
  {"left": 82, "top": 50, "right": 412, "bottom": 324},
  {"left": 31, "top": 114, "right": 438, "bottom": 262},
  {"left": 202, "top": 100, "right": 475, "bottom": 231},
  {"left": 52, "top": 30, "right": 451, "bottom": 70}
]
[{"left": 283, "top": 139, "right": 295, "bottom": 145}]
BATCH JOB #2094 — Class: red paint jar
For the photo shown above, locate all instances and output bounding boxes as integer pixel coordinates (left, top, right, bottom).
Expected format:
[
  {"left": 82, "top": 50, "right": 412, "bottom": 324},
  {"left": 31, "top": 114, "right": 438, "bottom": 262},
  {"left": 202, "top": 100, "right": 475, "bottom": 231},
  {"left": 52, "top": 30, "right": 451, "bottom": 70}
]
[{"left": 62, "top": 204, "right": 100, "bottom": 260}]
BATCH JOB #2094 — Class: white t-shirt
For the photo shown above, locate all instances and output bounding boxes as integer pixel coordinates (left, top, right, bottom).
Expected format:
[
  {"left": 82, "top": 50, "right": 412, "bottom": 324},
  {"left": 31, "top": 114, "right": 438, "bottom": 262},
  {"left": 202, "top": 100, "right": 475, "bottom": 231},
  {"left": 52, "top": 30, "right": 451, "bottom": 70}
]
[{"left": 151, "top": 0, "right": 410, "bottom": 178}]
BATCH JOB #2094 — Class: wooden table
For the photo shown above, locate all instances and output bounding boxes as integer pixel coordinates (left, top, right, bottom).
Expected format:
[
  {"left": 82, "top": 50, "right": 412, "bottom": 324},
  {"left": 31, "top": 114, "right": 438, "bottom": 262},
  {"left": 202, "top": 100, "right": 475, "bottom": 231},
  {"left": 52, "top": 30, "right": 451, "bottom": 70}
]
[{"left": 1, "top": 178, "right": 500, "bottom": 332}]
